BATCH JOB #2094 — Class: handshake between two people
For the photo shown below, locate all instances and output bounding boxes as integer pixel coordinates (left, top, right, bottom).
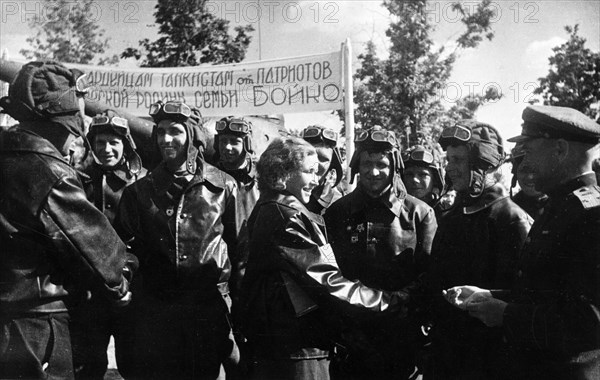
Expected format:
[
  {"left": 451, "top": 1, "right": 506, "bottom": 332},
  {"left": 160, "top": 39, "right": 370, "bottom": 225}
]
[{"left": 443, "top": 286, "right": 508, "bottom": 327}]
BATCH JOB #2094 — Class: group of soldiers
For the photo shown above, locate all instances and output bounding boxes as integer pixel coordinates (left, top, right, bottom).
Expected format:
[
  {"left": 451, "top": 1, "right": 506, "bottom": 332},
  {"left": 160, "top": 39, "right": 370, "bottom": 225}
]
[{"left": 1, "top": 60, "right": 599, "bottom": 380}]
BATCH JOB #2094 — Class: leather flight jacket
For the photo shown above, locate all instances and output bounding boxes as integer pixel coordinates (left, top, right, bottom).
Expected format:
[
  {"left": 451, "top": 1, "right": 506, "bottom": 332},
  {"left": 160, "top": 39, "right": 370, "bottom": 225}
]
[
  {"left": 324, "top": 185, "right": 437, "bottom": 293},
  {"left": 0, "top": 127, "right": 131, "bottom": 315},
  {"left": 241, "top": 192, "right": 408, "bottom": 360},
  {"left": 115, "top": 160, "right": 239, "bottom": 302},
  {"left": 427, "top": 183, "right": 532, "bottom": 379},
  {"left": 83, "top": 162, "right": 147, "bottom": 224}
]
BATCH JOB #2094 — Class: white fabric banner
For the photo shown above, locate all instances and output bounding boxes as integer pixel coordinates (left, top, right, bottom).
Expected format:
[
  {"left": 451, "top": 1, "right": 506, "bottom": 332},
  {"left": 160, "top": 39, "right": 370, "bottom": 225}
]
[{"left": 67, "top": 51, "right": 343, "bottom": 117}]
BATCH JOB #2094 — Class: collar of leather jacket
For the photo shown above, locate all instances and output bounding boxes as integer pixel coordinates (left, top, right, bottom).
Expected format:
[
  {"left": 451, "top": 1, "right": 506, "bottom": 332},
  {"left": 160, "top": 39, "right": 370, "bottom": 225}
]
[
  {"left": 462, "top": 183, "right": 509, "bottom": 215},
  {"left": 150, "top": 159, "right": 230, "bottom": 195},
  {"left": 259, "top": 191, "right": 325, "bottom": 226},
  {"left": 346, "top": 185, "right": 405, "bottom": 218},
  {"left": 0, "top": 126, "right": 64, "bottom": 161},
  {"left": 88, "top": 162, "right": 135, "bottom": 184},
  {"left": 217, "top": 157, "right": 257, "bottom": 187}
]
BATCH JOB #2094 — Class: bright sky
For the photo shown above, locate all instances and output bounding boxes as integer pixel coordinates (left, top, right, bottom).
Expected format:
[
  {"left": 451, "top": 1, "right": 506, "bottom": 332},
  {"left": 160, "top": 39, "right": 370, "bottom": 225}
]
[{"left": 1, "top": 0, "right": 599, "bottom": 144}]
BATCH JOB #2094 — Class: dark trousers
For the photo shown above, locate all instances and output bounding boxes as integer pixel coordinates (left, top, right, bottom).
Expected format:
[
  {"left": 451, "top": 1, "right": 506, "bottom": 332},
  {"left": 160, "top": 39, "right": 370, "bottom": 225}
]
[
  {"left": 0, "top": 312, "right": 74, "bottom": 380},
  {"left": 131, "top": 293, "right": 233, "bottom": 380},
  {"left": 70, "top": 298, "right": 137, "bottom": 380}
]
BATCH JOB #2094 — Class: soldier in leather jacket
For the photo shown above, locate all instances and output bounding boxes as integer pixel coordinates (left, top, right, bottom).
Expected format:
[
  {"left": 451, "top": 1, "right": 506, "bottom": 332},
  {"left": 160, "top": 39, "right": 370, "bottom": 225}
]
[
  {"left": 114, "top": 101, "right": 239, "bottom": 379},
  {"left": 70, "top": 110, "right": 147, "bottom": 380},
  {"left": 301, "top": 125, "right": 344, "bottom": 215},
  {"left": 0, "top": 61, "right": 132, "bottom": 379},
  {"left": 324, "top": 127, "right": 437, "bottom": 379},
  {"left": 426, "top": 121, "right": 532, "bottom": 379},
  {"left": 241, "top": 137, "right": 410, "bottom": 380},
  {"left": 212, "top": 116, "right": 260, "bottom": 376},
  {"left": 212, "top": 116, "right": 259, "bottom": 300},
  {"left": 446, "top": 106, "right": 600, "bottom": 379}
]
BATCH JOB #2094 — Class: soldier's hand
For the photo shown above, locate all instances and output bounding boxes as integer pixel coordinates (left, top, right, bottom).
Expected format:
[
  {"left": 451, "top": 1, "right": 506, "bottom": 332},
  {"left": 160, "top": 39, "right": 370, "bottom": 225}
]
[
  {"left": 443, "top": 285, "right": 491, "bottom": 310},
  {"left": 466, "top": 297, "right": 507, "bottom": 327},
  {"left": 113, "top": 291, "right": 133, "bottom": 308}
]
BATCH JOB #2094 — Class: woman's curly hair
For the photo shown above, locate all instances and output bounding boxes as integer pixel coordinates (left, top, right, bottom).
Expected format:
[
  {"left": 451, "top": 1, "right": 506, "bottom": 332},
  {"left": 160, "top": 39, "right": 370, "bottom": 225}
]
[{"left": 257, "top": 137, "right": 316, "bottom": 193}]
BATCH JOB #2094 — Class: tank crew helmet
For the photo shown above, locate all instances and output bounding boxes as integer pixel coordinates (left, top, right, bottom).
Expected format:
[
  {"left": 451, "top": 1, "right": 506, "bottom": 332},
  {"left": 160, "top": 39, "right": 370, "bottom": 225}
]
[
  {"left": 302, "top": 124, "right": 344, "bottom": 187},
  {"left": 87, "top": 109, "right": 142, "bottom": 175},
  {"left": 213, "top": 116, "right": 254, "bottom": 161},
  {"left": 0, "top": 60, "right": 91, "bottom": 142},
  {"left": 149, "top": 100, "right": 206, "bottom": 175},
  {"left": 438, "top": 120, "right": 506, "bottom": 198},
  {"left": 349, "top": 126, "right": 406, "bottom": 197},
  {"left": 402, "top": 145, "right": 445, "bottom": 194}
]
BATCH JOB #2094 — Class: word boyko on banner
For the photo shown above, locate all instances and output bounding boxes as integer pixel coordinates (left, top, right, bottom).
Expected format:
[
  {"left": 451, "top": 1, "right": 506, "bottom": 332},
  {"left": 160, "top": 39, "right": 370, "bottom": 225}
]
[{"left": 67, "top": 51, "right": 343, "bottom": 117}]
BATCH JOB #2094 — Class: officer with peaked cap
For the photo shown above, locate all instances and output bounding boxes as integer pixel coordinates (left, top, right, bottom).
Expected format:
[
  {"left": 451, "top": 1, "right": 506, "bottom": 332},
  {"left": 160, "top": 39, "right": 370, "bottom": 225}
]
[
  {"left": 425, "top": 120, "right": 531, "bottom": 379},
  {"left": 445, "top": 105, "right": 600, "bottom": 379},
  {"left": 0, "top": 61, "right": 133, "bottom": 379},
  {"left": 325, "top": 126, "right": 437, "bottom": 379},
  {"left": 509, "top": 143, "right": 548, "bottom": 221}
]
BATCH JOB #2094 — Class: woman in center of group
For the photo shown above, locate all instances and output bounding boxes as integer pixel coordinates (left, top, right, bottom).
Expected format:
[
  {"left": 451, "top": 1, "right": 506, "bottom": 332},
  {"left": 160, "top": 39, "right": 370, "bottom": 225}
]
[{"left": 241, "top": 137, "right": 409, "bottom": 380}]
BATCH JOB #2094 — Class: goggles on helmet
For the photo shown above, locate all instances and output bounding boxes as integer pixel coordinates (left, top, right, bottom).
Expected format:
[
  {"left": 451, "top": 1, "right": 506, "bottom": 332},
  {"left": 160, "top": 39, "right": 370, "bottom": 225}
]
[
  {"left": 75, "top": 73, "right": 92, "bottom": 94},
  {"left": 149, "top": 101, "right": 192, "bottom": 119},
  {"left": 216, "top": 118, "right": 252, "bottom": 134},
  {"left": 355, "top": 129, "right": 397, "bottom": 146},
  {"left": 303, "top": 126, "right": 338, "bottom": 145},
  {"left": 441, "top": 124, "right": 472, "bottom": 142},
  {"left": 90, "top": 115, "right": 129, "bottom": 134},
  {"left": 402, "top": 149, "right": 434, "bottom": 165}
]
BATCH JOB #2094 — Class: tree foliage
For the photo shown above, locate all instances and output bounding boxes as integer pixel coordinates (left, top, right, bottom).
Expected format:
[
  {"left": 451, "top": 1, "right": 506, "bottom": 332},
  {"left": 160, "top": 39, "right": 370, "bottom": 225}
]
[
  {"left": 20, "top": 0, "right": 115, "bottom": 65},
  {"left": 532, "top": 25, "right": 600, "bottom": 120},
  {"left": 121, "top": 0, "right": 254, "bottom": 67},
  {"left": 353, "top": 0, "right": 499, "bottom": 147}
]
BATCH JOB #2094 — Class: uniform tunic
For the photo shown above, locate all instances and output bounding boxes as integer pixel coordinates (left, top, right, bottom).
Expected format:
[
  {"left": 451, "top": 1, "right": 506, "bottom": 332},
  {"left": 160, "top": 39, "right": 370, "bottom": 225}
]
[{"left": 501, "top": 173, "right": 600, "bottom": 379}]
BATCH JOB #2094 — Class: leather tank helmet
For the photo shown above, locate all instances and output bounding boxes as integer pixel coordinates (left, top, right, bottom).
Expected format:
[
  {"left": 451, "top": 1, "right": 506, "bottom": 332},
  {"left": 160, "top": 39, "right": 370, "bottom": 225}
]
[
  {"left": 149, "top": 100, "right": 206, "bottom": 175},
  {"left": 438, "top": 120, "right": 506, "bottom": 198},
  {"left": 402, "top": 144, "right": 445, "bottom": 202},
  {"left": 348, "top": 126, "right": 406, "bottom": 198},
  {"left": 301, "top": 124, "right": 344, "bottom": 188},
  {"left": 212, "top": 116, "right": 254, "bottom": 162},
  {"left": 87, "top": 109, "right": 143, "bottom": 175}
]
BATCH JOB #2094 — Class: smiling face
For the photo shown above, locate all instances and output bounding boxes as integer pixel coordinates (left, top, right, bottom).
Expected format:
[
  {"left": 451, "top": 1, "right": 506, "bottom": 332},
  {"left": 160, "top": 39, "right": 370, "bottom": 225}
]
[
  {"left": 285, "top": 152, "right": 319, "bottom": 204},
  {"left": 403, "top": 166, "right": 434, "bottom": 200},
  {"left": 218, "top": 134, "right": 246, "bottom": 169},
  {"left": 519, "top": 137, "right": 561, "bottom": 194},
  {"left": 93, "top": 132, "right": 125, "bottom": 168},
  {"left": 314, "top": 145, "right": 333, "bottom": 181},
  {"left": 358, "top": 151, "right": 393, "bottom": 198},
  {"left": 445, "top": 145, "right": 471, "bottom": 193},
  {"left": 156, "top": 120, "right": 188, "bottom": 167}
]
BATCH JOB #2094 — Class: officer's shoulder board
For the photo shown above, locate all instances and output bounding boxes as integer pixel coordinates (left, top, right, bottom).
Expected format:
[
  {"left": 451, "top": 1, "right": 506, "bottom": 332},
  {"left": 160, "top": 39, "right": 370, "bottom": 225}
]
[{"left": 571, "top": 185, "right": 600, "bottom": 210}]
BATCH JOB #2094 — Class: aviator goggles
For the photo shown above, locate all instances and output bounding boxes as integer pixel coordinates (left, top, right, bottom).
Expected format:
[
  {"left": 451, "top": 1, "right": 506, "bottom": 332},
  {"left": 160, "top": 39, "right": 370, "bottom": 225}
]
[
  {"left": 402, "top": 149, "right": 434, "bottom": 165},
  {"left": 216, "top": 118, "right": 252, "bottom": 134},
  {"left": 89, "top": 115, "right": 129, "bottom": 134},
  {"left": 303, "top": 126, "right": 338, "bottom": 145},
  {"left": 149, "top": 101, "right": 192, "bottom": 119},
  {"left": 440, "top": 124, "right": 472, "bottom": 143},
  {"left": 75, "top": 73, "right": 92, "bottom": 95},
  {"left": 355, "top": 129, "right": 397, "bottom": 146}
]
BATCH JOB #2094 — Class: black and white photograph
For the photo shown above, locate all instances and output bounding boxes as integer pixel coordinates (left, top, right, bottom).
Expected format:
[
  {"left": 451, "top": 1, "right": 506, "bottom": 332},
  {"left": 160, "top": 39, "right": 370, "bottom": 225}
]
[{"left": 1, "top": 1, "right": 599, "bottom": 379}]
